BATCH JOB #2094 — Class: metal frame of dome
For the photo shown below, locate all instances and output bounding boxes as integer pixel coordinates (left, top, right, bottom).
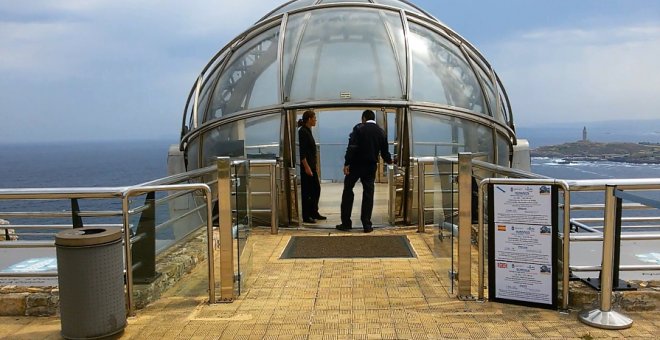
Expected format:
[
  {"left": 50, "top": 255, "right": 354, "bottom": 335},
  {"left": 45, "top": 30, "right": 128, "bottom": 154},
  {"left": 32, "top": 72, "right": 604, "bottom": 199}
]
[{"left": 180, "top": 0, "right": 516, "bottom": 169}]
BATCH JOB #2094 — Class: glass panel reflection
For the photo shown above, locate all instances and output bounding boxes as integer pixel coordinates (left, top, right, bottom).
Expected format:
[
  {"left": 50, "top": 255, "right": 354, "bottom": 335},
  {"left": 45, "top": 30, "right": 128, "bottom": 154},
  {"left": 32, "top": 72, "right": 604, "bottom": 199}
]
[
  {"left": 186, "top": 138, "right": 200, "bottom": 170},
  {"left": 285, "top": 8, "right": 405, "bottom": 101},
  {"left": 497, "top": 133, "right": 511, "bottom": 167},
  {"left": 262, "top": 0, "right": 318, "bottom": 21},
  {"left": 474, "top": 63, "right": 498, "bottom": 119},
  {"left": 409, "top": 23, "right": 486, "bottom": 114},
  {"left": 410, "top": 111, "right": 493, "bottom": 158},
  {"left": 197, "top": 63, "right": 223, "bottom": 124},
  {"left": 201, "top": 114, "right": 281, "bottom": 167},
  {"left": 375, "top": 0, "right": 429, "bottom": 18},
  {"left": 319, "top": 0, "right": 371, "bottom": 3},
  {"left": 209, "top": 27, "right": 280, "bottom": 119}
]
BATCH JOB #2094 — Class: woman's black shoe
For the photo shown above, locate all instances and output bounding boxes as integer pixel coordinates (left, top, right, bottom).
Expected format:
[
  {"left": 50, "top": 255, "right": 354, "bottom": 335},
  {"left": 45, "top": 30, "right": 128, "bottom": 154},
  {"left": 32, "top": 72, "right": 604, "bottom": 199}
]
[
  {"left": 314, "top": 214, "right": 327, "bottom": 220},
  {"left": 303, "top": 218, "right": 317, "bottom": 223}
]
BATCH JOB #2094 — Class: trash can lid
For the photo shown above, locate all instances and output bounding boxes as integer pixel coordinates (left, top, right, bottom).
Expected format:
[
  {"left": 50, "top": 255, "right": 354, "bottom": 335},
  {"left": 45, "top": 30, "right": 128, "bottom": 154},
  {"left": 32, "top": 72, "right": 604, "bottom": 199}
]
[{"left": 55, "top": 227, "right": 123, "bottom": 247}]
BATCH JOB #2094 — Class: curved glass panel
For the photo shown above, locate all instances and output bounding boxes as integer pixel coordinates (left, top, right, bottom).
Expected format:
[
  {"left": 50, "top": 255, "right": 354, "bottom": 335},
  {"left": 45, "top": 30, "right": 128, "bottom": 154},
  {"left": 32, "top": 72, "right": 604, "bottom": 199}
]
[
  {"left": 201, "top": 114, "right": 281, "bottom": 167},
  {"left": 409, "top": 22, "right": 486, "bottom": 114},
  {"left": 262, "top": 0, "right": 318, "bottom": 21},
  {"left": 410, "top": 111, "right": 493, "bottom": 158},
  {"left": 319, "top": 0, "right": 371, "bottom": 3},
  {"left": 473, "top": 63, "right": 497, "bottom": 119},
  {"left": 497, "top": 133, "right": 511, "bottom": 167},
  {"left": 197, "top": 63, "right": 223, "bottom": 124},
  {"left": 244, "top": 114, "right": 281, "bottom": 159},
  {"left": 285, "top": 8, "right": 405, "bottom": 102},
  {"left": 186, "top": 138, "right": 200, "bottom": 170},
  {"left": 374, "top": 0, "right": 430, "bottom": 18},
  {"left": 208, "top": 27, "right": 280, "bottom": 120},
  {"left": 246, "top": 62, "right": 278, "bottom": 110},
  {"left": 497, "top": 79, "right": 511, "bottom": 125}
]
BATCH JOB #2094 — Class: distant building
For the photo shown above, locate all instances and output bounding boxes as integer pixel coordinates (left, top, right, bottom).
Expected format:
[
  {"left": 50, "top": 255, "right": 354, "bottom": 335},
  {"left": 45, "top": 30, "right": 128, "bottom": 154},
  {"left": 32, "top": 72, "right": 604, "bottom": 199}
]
[{"left": 582, "top": 126, "right": 587, "bottom": 141}]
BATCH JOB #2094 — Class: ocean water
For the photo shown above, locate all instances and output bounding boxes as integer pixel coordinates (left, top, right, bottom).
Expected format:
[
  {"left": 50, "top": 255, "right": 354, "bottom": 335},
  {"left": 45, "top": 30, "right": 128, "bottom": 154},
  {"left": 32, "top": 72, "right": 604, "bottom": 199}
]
[
  {"left": 531, "top": 157, "right": 660, "bottom": 181},
  {"left": 0, "top": 140, "right": 170, "bottom": 188},
  {"left": 1, "top": 141, "right": 658, "bottom": 280},
  {"left": 0, "top": 140, "right": 173, "bottom": 238},
  {"left": 1, "top": 141, "right": 658, "bottom": 226},
  {"left": 532, "top": 157, "right": 660, "bottom": 222}
]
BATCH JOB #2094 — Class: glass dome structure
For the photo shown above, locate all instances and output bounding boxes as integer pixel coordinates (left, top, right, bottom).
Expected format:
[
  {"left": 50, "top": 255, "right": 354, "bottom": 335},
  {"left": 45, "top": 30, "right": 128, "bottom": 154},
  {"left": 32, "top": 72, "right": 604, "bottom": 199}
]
[
  {"left": 181, "top": 0, "right": 516, "bottom": 174},
  {"left": 178, "top": 0, "right": 521, "bottom": 226}
]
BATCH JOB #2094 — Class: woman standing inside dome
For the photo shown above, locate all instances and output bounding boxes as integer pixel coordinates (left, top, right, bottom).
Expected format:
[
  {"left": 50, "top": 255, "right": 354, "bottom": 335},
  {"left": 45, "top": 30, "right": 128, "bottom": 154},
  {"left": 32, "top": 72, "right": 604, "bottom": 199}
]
[{"left": 298, "top": 110, "right": 326, "bottom": 224}]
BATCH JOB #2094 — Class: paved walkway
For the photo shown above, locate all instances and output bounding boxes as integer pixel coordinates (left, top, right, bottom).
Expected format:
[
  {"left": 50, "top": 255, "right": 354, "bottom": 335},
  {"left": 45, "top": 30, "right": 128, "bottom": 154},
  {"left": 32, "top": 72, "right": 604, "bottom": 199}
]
[
  {"left": 2, "top": 227, "right": 658, "bottom": 339},
  {"left": 1, "top": 183, "right": 658, "bottom": 339}
]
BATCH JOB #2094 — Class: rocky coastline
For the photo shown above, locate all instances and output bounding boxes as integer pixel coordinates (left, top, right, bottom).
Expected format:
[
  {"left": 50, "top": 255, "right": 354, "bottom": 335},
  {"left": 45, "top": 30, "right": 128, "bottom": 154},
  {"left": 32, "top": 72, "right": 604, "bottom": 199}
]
[{"left": 531, "top": 140, "right": 660, "bottom": 164}]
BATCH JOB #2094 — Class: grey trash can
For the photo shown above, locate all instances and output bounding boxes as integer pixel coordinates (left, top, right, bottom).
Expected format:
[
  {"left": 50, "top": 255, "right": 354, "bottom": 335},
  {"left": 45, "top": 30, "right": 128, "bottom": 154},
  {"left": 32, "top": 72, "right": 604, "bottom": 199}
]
[{"left": 56, "top": 227, "right": 126, "bottom": 339}]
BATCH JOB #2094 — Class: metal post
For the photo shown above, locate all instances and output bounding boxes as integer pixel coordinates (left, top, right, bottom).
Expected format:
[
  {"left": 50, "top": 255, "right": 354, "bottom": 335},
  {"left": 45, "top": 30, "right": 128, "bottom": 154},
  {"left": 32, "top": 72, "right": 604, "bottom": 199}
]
[
  {"left": 417, "top": 160, "right": 425, "bottom": 233},
  {"left": 477, "top": 180, "right": 485, "bottom": 301},
  {"left": 71, "top": 198, "right": 83, "bottom": 228},
  {"left": 270, "top": 162, "right": 279, "bottom": 234},
  {"left": 457, "top": 153, "right": 473, "bottom": 299},
  {"left": 121, "top": 196, "right": 134, "bottom": 316},
  {"left": 217, "top": 157, "right": 235, "bottom": 302},
  {"left": 562, "top": 189, "right": 571, "bottom": 310},
  {"left": 388, "top": 165, "right": 395, "bottom": 225},
  {"left": 132, "top": 191, "right": 158, "bottom": 283},
  {"left": 612, "top": 196, "right": 623, "bottom": 288},
  {"left": 245, "top": 161, "right": 252, "bottom": 229},
  {"left": 204, "top": 188, "right": 215, "bottom": 304},
  {"left": 578, "top": 185, "right": 632, "bottom": 329}
]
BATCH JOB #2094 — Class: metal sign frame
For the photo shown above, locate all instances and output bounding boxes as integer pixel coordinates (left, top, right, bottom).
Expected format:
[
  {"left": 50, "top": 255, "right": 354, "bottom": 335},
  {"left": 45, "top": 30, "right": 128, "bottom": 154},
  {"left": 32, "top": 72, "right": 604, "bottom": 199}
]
[{"left": 487, "top": 183, "right": 559, "bottom": 309}]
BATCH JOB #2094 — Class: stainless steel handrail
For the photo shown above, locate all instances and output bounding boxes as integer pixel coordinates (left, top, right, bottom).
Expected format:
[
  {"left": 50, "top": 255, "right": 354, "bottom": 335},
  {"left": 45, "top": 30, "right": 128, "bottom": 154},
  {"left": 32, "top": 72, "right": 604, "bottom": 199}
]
[
  {"left": 454, "top": 153, "right": 660, "bottom": 326},
  {"left": 120, "top": 183, "right": 213, "bottom": 315}
]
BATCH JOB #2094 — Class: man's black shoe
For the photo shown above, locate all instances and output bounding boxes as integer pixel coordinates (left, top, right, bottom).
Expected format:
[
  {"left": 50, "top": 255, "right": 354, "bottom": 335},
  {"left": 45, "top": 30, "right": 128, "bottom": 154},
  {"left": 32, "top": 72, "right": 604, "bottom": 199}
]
[
  {"left": 314, "top": 214, "right": 327, "bottom": 220},
  {"left": 335, "top": 224, "right": 352, "bottom": 231},
  {"left": 363, "top": 226, "right": 374, "bottom": 233},
  {"left": 303, "top": 218, "right": 317, "bottom": 223}
]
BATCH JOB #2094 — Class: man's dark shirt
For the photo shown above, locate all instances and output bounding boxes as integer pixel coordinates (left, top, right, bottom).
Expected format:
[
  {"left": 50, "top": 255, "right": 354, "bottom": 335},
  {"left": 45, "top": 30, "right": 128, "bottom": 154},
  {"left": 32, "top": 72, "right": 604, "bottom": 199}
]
[
  {"left": 298, "top": 125, "right": 317, "bottom": 170},
  {"left": 344, "top": 121, "right": 392, "bottom": 167}
]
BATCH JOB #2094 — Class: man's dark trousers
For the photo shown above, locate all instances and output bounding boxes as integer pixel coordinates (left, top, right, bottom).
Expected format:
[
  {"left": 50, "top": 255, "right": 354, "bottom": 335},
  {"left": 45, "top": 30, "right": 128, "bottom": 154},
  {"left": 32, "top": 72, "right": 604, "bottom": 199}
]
[{"left": 340, "top": 163, "right": 377, "bottom": 228}]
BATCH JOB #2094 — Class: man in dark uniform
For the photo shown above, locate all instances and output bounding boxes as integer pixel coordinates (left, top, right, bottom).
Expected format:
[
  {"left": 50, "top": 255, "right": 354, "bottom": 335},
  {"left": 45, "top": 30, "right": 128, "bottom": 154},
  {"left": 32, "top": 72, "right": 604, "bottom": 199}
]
[{"left": 336, "top": 110, "right": 392, "bottom": 233}]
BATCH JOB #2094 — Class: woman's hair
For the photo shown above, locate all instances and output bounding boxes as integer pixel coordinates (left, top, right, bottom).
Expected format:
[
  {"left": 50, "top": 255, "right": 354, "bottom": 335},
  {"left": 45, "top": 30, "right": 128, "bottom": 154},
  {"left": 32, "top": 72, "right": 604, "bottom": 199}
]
[{"left": 297, "top": 110, "right": 316, "bottom": 127}]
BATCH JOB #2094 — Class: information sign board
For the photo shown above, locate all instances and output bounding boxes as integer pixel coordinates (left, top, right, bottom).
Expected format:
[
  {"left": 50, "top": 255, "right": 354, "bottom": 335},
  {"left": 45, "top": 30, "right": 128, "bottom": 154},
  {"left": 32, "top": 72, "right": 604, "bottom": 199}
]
[{"left": 488, "top": 184, "right": 558, "bottom": 309}]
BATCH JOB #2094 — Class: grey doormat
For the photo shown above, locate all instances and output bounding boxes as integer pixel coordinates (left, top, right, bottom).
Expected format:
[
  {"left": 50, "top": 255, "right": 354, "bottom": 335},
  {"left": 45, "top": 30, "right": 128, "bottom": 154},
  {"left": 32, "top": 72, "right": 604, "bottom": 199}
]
[{"left": 281, "top": 235, "right": 415, "bottom": 259}]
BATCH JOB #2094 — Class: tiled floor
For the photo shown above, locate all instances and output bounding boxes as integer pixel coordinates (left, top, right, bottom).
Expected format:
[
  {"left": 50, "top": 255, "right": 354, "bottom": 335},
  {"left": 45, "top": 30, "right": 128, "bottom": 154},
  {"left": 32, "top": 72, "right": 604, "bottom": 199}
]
[
  {"left": 1, "top": 183, "right": 658, "bottom": 339},
  {"left": 2, "top": 228, "right": 658, "bottom": 339}
]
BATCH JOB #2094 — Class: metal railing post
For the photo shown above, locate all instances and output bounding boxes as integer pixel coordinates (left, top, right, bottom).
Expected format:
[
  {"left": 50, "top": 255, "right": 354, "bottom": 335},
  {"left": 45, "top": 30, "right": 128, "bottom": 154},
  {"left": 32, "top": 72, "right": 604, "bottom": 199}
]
[
  {"left": 121, "top": 196, "right": 135, "bottom": 316},
  {"left": 217, "top": 157, "right": 235, "bottom": 302},
  {"left": 71, "top": 198, "right": 83, "bottom": 228},
  {"left": 417, "top": 159, "right": 426, "bottom": 233},
  {"left": 388, "top": 165, "right": 395, "bottom": 225},
  {"left": 578, "top": 185, "right": 632, "bottom": 329},
  {"left": 477, "top": 180, "right": 485, "bottom": 301},
  {"left": 562, "top": 189, "right": 571, "bottom": 310},
  {"left": 132, "top": 191, "right": 158, "bottom": 283},
  {"left": 457, "top": 152, "right": 473, "bottom": 299},
  {"left": 270, "top": 161, "right": 279, "bottom": 234}
]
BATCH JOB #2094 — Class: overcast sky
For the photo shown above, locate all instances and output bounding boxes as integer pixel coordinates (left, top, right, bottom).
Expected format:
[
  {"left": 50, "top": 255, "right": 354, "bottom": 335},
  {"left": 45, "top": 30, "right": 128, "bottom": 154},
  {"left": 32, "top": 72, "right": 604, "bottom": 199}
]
[{"left": 1, "top": 0, "right": 659, "bottom": 143}]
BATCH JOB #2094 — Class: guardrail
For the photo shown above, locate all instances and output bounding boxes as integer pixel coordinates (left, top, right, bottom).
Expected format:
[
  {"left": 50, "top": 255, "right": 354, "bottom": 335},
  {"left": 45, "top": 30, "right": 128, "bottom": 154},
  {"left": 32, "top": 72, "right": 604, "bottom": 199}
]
[
  {"left": 409, "top": 152, "right": 659, "bottom": 326},
  {"left": 0, "top": 183, "right": 213, "bottom": 316},
  {"left": 451, "top": 152, "right": 660, "bottom": 329},
  {"left": 0, "top": 157, "right": 282, "bottom": 315}
]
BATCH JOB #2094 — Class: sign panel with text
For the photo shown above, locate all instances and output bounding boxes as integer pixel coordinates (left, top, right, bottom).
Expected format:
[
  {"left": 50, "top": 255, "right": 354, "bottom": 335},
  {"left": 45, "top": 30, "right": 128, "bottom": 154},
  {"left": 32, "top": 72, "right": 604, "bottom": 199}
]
[{"left": 488, "top": 184, "right": 558, "bottom": 309}]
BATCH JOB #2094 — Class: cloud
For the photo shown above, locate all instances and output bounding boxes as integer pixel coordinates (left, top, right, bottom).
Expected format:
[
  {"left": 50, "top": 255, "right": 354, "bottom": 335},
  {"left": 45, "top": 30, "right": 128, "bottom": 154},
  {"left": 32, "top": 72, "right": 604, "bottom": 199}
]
[
  {"left": 488, "top": 23, "right": 660, "bottom": 126},
  {"left": 0, "top": 0, "right": 283, "bottom": 143}
]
